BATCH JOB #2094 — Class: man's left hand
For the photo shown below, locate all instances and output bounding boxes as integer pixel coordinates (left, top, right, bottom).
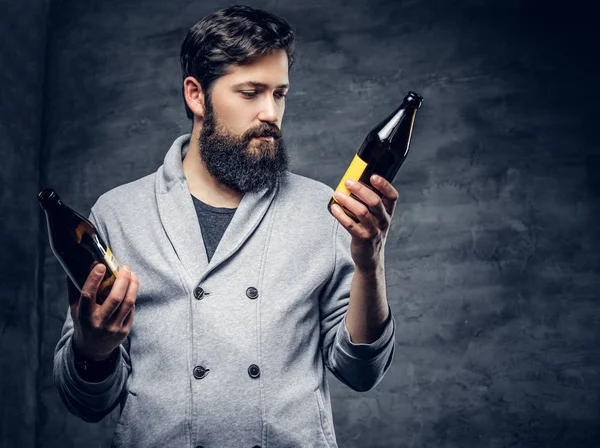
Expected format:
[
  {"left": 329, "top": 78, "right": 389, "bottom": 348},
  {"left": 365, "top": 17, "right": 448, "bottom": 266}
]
[{"left": 331, "top": 175, "right": 399, "bottom": 274}]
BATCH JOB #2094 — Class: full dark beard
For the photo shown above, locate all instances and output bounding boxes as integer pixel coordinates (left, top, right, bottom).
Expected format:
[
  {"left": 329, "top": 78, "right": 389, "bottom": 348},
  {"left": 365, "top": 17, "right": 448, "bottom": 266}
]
[{"left": 198, "top": 102, "right": 289, "bottom": 194}]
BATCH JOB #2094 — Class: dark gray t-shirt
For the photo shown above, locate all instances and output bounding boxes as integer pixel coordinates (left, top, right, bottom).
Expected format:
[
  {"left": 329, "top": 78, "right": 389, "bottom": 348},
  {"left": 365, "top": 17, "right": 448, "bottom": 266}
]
[{"left": 191, "top": 194, "right": 237, "bottom": 262}]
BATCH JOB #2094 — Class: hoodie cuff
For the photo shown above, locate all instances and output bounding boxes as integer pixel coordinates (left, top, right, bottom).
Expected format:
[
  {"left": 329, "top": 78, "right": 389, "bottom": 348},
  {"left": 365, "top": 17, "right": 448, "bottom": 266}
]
[
  {"left": 336, "top": 305, "right": 395, "bottom": 359},
  {"left": 65, "top": 338, "right": 121, "bottom": 393}
]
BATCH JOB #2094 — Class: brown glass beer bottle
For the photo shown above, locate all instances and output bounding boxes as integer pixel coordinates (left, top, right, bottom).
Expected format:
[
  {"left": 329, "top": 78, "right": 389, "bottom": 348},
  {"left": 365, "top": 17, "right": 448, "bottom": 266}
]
[
  {"left": 38, "top": 189, "right": 120, "bottom": 303},
  {"left": 328, "top": 91, "right": 423, "bottom": 222}
]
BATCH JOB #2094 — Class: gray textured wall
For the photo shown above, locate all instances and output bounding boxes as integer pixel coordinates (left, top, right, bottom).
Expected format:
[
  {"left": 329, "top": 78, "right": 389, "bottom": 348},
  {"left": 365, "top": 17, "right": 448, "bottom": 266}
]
[
  {"left": 2, "top": 0, "right": 598, "bottom": 447},
  {"left": 0, "top": 0, "right": 49, "bottom": 446}
]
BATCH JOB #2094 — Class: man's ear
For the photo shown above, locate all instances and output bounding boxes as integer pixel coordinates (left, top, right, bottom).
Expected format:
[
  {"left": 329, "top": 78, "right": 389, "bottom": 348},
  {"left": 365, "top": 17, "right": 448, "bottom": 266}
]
[{"left": 183, "top": 76, "right": 206, "bottom": 118}]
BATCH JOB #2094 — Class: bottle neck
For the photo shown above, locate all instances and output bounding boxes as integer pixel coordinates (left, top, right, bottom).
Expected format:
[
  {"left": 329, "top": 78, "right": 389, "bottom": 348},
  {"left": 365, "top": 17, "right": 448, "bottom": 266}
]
[
  {"left": 40, "top": 197, "right": 63, "bottom": 212},
  {"left": 377, "top": 104, "right": 416, "bottom": 142}
]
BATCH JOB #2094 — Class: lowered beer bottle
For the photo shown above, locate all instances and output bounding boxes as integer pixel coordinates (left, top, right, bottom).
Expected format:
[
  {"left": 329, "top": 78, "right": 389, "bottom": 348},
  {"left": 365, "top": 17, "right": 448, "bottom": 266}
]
[
  {"left": 328, "top": 91, "right": 423, "bottom": 222},
  {"left": 38, "top": 189, "right": 120, "bottom": 303}
]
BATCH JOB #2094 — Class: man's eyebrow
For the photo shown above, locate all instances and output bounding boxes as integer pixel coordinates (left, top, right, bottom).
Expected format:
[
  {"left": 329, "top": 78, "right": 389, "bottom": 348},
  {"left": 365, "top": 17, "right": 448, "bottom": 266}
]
[{"left": 232, "top": 81, "right": 289, "bottom": 89}]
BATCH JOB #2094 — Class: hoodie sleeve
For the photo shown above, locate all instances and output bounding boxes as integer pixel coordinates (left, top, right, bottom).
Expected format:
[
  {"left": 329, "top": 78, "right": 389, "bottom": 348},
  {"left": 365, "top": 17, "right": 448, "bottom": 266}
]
[
  {"left": 53, "top": 207, "right": 131, "bottom": 422},
  {"left": 319, "top": 218, "right": 396, "bottom": 392}
]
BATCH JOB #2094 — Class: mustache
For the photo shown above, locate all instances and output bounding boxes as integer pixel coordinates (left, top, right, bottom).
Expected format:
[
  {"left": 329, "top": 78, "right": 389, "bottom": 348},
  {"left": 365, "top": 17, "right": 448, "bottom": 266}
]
[{"left": 245, "top": 124, "right": 282, "bottom": 141}]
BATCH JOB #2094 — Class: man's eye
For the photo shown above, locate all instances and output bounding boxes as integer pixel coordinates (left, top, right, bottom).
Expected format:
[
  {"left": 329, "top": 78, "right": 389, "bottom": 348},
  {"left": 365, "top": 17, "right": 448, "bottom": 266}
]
[
  {"left": 275, "top": 92, "right": 287, "bottom": 99},
  {"left": 241, "top": 91, "right": 257, "bottom": 98}
]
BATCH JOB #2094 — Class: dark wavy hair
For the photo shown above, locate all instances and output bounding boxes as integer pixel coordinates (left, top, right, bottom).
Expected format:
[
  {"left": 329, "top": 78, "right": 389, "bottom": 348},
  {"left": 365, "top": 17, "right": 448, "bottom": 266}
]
[{"left": 180, "top": 5, "right": 296, "bottom": 120}]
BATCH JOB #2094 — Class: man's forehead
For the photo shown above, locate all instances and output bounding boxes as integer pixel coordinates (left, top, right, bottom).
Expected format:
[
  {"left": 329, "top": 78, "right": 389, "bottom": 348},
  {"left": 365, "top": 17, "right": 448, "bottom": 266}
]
[{"left": 219, "top": 50, "right": 289, "bottom": 88}]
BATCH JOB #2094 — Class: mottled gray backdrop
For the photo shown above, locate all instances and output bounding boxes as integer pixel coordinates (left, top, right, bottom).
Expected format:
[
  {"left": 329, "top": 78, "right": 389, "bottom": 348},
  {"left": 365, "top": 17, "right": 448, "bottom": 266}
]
[{"left": 1, "top": 0, "right": 598, "bottom": 447}]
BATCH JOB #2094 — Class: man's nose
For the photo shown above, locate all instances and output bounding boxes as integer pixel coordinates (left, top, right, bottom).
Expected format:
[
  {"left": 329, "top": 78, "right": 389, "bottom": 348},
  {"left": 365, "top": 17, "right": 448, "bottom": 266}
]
[{"left": 258, "top": 96, "right": 279, "bottom": 124}]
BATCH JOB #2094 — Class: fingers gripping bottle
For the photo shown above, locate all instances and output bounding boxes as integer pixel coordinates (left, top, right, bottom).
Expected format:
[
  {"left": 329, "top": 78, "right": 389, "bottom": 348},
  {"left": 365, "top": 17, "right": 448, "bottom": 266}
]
[{"left": 328, "top": 91, "right": 423, "bottom": 222}]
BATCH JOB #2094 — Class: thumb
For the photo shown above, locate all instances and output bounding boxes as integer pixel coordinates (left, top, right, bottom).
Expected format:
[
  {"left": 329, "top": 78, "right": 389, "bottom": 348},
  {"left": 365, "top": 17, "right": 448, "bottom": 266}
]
[{"left": 79, "top": 264, "right": 106, "bottom": 320}]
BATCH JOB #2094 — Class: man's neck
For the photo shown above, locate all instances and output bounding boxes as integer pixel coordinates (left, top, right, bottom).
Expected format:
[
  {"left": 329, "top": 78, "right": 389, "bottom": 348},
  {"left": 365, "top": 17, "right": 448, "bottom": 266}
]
[{"left": 182, "top": 130, "right": 243, "bottom": 209}]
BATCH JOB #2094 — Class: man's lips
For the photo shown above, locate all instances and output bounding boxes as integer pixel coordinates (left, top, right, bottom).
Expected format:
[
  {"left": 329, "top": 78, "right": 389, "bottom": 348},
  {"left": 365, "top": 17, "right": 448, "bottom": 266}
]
[{"left": 253, "top": 136, "right": 275, "bottom": 141}]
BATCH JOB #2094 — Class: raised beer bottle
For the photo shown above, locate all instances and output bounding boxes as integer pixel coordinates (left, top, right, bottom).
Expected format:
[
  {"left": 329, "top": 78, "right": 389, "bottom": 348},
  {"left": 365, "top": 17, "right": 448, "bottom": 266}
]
[
  {"left": 38, "top": 189, "right": 120, "bottom": 303},
  {"left": 328, "top": 91, "right": 423, "bottom": 222}
]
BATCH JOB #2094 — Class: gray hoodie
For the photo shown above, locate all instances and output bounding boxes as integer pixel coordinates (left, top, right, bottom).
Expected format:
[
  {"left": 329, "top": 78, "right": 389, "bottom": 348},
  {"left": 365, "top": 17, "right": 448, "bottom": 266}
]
[{"left": 54, "top": 134, "right": 396, "bottom": 448}]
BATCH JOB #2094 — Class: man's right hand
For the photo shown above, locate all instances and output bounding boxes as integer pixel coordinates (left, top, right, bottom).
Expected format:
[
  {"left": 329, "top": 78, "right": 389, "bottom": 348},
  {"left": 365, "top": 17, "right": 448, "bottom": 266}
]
[{"left": 67, "top": 264, "right": 139, "bottom": 362}]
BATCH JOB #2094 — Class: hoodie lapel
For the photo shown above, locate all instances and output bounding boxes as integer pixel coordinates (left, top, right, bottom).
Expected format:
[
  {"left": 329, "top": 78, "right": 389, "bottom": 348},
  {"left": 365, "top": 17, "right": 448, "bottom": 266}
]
[{"left": 206, "top": 178, "right": 277, "bottom": 277}]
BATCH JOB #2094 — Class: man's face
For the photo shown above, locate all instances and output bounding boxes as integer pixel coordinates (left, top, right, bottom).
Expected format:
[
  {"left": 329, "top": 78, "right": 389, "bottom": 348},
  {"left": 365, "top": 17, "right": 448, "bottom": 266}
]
[{"left": 198, "top": 49, "right": 290, "bottom": 193}]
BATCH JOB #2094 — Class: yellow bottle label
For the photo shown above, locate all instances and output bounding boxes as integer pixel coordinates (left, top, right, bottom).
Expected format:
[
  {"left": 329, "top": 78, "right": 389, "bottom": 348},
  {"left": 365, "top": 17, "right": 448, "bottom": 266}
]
[
  {"left": 103, "top": 247, "right": 121, "bottom": 277},
  {"left": 332, "top": 153, "right": 368, "bottom": 204}
]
